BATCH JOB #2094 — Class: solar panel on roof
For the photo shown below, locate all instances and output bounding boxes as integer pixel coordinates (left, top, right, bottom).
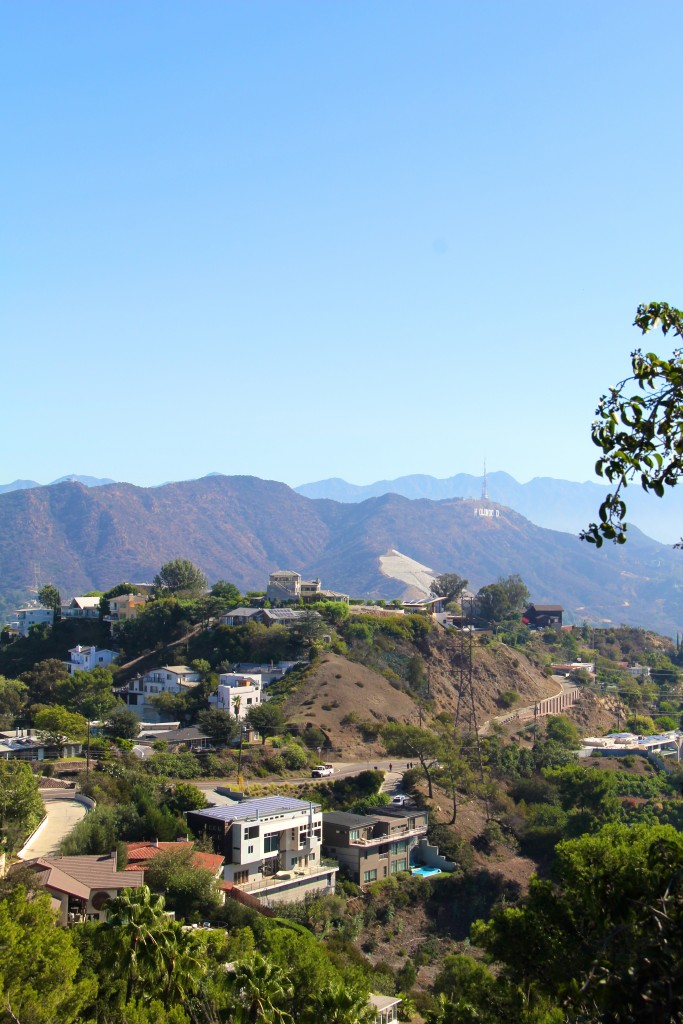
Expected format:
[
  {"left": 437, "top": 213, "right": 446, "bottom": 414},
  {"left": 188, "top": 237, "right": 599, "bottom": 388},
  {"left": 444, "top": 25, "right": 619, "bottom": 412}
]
[{"left": 191, "top": 796, "right": 315, "bottom": 822}]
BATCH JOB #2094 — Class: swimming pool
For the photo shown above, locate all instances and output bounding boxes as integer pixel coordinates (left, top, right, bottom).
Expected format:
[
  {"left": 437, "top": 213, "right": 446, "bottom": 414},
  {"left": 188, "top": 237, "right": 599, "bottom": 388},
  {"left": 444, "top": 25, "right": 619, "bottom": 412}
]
[{"left": 410, "top": 866, "right": 442, "bottom": 878}]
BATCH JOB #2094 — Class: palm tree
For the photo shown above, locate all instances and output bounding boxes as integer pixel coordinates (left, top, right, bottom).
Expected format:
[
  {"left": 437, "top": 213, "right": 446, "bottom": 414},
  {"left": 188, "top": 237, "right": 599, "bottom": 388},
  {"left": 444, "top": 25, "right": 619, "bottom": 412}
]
[
  {"left": 106, "top": 886, "right": 177, "bottom": 1004},
  {"left": 229, "top": 953, "right": 294, "bottom": 1023},
  {"left": 305, "top": 980, "right": 375, "bottom": 1024}
]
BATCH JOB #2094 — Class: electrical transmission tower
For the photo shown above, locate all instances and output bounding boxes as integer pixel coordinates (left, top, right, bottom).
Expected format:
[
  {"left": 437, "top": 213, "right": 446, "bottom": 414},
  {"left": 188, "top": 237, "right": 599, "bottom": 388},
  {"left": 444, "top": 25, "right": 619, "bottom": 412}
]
[{"left": 454, "top": 597, "right": 488, "bottom": 810}]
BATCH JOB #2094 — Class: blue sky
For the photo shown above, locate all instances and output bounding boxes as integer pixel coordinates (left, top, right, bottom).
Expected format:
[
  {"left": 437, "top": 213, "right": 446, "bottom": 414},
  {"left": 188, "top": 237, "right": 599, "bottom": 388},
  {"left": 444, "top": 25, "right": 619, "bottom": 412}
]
[{"left": 3, "top": 1, "right": 683, "bottom": 490}]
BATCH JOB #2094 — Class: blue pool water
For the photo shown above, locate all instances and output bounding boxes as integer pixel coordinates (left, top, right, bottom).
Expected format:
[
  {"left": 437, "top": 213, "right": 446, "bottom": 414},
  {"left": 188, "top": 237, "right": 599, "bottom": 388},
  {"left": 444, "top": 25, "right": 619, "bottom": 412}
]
[{"left": 410, "top": 866, "right": 441, "bottom": 878}]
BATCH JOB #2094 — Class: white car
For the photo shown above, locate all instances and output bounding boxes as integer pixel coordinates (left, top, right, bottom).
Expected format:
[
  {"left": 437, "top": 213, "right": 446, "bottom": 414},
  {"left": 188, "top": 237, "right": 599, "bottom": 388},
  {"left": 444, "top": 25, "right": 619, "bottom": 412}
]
[{"left": 311, "top": 764, "right": 335, "bottom": 778}]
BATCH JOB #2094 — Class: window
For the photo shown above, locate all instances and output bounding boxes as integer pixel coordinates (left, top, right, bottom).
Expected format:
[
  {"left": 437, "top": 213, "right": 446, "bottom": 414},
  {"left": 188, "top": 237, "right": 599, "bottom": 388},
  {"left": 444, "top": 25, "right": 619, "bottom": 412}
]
[
  {"left": 264, "top": 833, "right": 279, "bottom": 853},
  {"left": 363, "top": 869, "right": 377, "bottom": 883},
  {"left": 349, "top": 829, "right": 360, "bottom": 841},
  {"left": 390, "top": 858, "right": 407, "bottom": 874},
  {"left": 391, "top": 839, "right": 408, "bottom": 854},
  {"left": 233, "top": 870, "right": 249, "bottom": 884},
  {"left": 244, "top": 825, "right": 259, "bottom": 840},
  {"left": 247, "top": 845, "right": 254, "bottom": 854}
]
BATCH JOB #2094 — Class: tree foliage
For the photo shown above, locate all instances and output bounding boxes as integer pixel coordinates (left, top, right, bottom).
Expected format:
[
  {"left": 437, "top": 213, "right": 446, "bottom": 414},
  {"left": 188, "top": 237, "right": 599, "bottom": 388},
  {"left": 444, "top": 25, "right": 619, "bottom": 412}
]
[
  {"left": 153, "top": 559, "right": 208, "bottom": 596},
  {"left": 431, "top": 573, "right": 468, "bottom": 604},
  {"left": 38, "top": 582, "right": 62, "bottom": 614},
  {"left": 0, "top": 760, "right": 44, "bottom": 852},
  {"left": 582, "top": 301, "right": 683, "bottom": 547},
  {"left": 475, "top": 575, "right": 529, "bottom": 627},
  {"left": 0, "top": 886, "right": 95, "bottom": 1023}
]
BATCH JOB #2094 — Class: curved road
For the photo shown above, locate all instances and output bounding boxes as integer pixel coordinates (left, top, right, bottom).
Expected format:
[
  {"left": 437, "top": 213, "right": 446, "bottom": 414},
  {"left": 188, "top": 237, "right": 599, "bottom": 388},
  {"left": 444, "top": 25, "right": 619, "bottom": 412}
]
[{"left": 18, "top": 790, "right": 88, "bottom": 860}]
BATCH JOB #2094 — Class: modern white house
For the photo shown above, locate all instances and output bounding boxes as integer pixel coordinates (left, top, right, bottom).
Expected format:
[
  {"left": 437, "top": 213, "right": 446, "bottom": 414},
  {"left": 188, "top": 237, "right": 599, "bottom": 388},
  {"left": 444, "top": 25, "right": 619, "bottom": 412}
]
[
  {"left": 65, "top": 645, "right": 118, "bottom": 675},
  {"left": 214, "top": 673, "right": 262, "bottom": 719},
  {"left": 14, "top": 603, "right": 54, "bottom": 637},
  {"left": 61, "top": 596, "right": 101, "bottom": 620},
  {"left": 124, "top": 665, "right": 202, "bottom": 719},
  {"left": 186, "top": 795, "right": 338, "bottom": 905}
]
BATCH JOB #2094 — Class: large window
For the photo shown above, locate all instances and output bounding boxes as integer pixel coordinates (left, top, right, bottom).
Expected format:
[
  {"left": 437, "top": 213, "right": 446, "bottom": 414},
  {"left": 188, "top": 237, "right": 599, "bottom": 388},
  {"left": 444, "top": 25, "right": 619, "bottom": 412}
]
[
  {"left": 244, "top": 825, "right": 259, "bottom": 840},
  {"left": 363, "top": 868, "right": 378, "bottom": 883},
  {"left": 264, "top": 832, "right": 279, "bottom": 853},
  {"left": 391, "top": 839, "right": 408, "bottom": 854}
]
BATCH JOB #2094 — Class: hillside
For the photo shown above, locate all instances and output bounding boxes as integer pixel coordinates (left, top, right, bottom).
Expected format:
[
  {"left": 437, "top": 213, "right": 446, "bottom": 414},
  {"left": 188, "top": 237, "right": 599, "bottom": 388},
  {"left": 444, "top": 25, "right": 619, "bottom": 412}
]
[
  {"left": 282, "top": 636, "right": 558, "bottom": 756},
  {"left": 1, "top": 475, "right": 682, "bottom": 634}
]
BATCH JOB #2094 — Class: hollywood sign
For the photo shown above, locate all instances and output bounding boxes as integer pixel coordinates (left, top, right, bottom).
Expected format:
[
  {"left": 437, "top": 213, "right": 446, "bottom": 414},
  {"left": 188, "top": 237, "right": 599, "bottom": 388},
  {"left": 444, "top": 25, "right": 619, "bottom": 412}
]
[{"left": 474, "top": 508, "right": 500, "bottom": 518}]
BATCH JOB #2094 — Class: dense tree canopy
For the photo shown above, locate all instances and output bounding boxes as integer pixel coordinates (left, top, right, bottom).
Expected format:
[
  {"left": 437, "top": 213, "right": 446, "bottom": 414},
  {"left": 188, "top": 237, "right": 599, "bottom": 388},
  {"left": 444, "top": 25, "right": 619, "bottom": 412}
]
[
  {"left": 38, "top": 583, "right": 62, "bottom": 614},
  {"left": 430, "top": 573, "right": 468, "bottom": 604},
  {"left": 582, "top": 301, "right": 683, "bottom": 547},
  {"left": 153, "top": 559, "right": 208, "bottom": 596},
  {"left": 0, "top": 760, "right": 44, "bottom": 852},
  {"left": 475, "top": 574, "right": 529, "bottom": 627}
]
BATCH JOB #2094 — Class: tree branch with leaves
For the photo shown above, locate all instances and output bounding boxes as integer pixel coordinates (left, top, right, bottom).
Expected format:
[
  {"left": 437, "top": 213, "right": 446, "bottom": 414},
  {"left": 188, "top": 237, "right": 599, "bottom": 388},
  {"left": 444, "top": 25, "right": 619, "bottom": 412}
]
[{"left": 582, "top": 301, "right": 683, "bottom": 547}]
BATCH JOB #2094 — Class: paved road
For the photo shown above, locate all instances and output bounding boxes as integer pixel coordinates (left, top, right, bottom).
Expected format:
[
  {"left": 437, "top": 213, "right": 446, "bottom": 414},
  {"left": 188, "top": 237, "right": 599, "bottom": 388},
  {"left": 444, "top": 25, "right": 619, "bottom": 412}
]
[
  {"left": 18, "top": 790, "right": 88, "bottom": 860},
  {"left": 197, "top": 759, "right": 409, "bottom": 805}
]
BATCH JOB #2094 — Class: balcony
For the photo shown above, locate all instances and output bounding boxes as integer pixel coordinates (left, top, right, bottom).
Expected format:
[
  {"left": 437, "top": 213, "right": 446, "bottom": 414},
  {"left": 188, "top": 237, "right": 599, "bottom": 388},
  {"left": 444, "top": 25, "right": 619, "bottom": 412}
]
[
  {"left": 236, "top": 862, "right": 338, "bottom": 896},
  {"left": 349, "top": 825, "right": 427, "bottom": 847}
]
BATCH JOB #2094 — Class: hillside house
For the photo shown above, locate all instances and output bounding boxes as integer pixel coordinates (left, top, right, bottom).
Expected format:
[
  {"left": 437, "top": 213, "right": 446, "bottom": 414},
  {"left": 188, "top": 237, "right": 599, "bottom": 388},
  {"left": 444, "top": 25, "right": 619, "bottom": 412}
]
[
  {"left": 124, "top": 665, "right": 201, "bottom": 719},
  {"left": 402, "top": 596, "right": 448, "bottom": 615},
  {"left": 61, "top": 596, "right": 101, "bottom": 620},
  {"left": 134, "top": 725, "right": 213, "bottom": 754},
  {"left": 322, "top": 806, "right": 430, "bottom": 885},
  {"left": 266, "top": 570, "right": 348, "bottom": 605},
  {"left": 186, "top": 796, "right": 338, "bottom": 906},
  {"left": 14, "top": 603, "right": 54, "bottom": 637},
  {"left": 124, "top": 839, "right": 224, "bottom": 879},
  {"left": 104, "top": 593, "right": 147, "bottom": 630},
  {"left": 17, "top": 851, "right": 144, "bottom": 924},
  {"left": 0, "top": 729, "right": 82, "bottom": 761},
  {"left": 219, "top": 607, "right": 262, "bottom": 627},
  {"left": 260, "top": 607, "right": 322, "bottom": 628},
  {"left": 524, "top": 604, "right": 564, "bottom": 629},
  {"left": 370, "top": 994, "right": 402, "bottom": 1024},
  {"left": 214, "top": 673, "right": 262, "bottom": 719},
  {"left": 65, "top": 645, "right": 118, "bottom": 674}
]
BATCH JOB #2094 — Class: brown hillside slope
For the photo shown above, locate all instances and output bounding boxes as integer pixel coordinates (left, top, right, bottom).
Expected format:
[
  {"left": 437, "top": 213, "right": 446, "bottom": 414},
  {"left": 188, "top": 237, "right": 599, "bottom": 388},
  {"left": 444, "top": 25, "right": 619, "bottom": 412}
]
[
  {"left": 420, "top": 630, "right": 558, "bottom": 721},
  {"left": 284, "top": 653, "right": 421, "bottom": 756},
  {"left": 284, "top": 639, "right": 558, "bottom": 755}
]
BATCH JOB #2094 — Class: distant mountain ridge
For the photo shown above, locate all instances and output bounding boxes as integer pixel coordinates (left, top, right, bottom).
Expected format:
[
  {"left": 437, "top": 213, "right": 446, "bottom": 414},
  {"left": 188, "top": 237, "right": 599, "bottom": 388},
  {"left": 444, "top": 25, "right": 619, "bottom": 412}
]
[
  {"left": 296, "top": 472, "right": 683, "bottom": 546},
  {"left": 0, "top": 475, "right": 115, "bottom": 494},
  {"left": 1, "top": 474, "right": 682, "bottom": 636}
]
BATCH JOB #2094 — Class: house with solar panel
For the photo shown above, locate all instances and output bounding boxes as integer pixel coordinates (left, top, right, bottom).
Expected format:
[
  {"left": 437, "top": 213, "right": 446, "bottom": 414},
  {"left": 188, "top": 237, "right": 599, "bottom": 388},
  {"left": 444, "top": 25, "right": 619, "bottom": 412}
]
[{"left": 186, "top": 795, "right": 338, "bottom": 905}]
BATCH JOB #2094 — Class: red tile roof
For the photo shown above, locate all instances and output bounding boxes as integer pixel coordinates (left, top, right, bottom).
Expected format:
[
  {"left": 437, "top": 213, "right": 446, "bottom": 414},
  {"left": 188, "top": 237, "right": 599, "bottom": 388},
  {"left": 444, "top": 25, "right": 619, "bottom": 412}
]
[{"left": 124, "top": 841, "right": 223, "bottom": 875}]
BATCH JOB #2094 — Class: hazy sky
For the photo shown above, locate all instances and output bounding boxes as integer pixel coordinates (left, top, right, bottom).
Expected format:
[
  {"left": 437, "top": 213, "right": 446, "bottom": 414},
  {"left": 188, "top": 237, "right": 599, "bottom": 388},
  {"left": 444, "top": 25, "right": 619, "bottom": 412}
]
[{"left": 4, "top": 1, "right": 682, "bottom": 489}]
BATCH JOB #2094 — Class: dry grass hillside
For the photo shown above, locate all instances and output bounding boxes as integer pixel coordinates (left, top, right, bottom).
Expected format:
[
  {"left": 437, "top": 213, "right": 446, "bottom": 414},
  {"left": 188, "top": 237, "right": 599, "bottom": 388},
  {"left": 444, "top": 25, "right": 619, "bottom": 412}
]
[
  {"left": 283, "top": 633, "right": 559, "bottom": 755},
  {"left": 421, "top": 630, "right": 559, "bottom": 721},
  {"left": 283, "top": 653, "right": 421, "bottom": 756}
]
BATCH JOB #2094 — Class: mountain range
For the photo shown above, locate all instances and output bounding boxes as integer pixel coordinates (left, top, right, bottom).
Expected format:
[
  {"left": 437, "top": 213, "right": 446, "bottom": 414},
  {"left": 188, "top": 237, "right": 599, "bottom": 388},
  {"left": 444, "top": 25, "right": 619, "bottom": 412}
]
[
  {"left": 296, "top": 472, "right": 683, "bottom": 546},
  {"left": 0, "top": 475, "right": 115, "bottom": 495},
  {"left": 1, "top": 474, "right": 682, "bottom": 636},
  {"left": 5, "top": 470, "right": 680, "bottom": 545}
]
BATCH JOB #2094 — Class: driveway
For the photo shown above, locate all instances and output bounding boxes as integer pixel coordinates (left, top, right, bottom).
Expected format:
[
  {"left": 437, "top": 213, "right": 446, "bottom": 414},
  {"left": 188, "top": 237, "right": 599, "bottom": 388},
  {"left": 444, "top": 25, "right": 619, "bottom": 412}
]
[{"left": 18, "top": 790, "right": 88, "bottom": 860}]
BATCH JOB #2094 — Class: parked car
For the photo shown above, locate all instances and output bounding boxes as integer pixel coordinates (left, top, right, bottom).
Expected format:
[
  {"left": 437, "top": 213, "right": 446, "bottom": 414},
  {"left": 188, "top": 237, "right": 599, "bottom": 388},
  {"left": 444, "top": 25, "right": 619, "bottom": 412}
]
[
  {"left": 391, "top": 794, "right": 406, "bottom": 806},
  {"left": 311, "top": 764, "right": 335, "bottom": 778}
]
